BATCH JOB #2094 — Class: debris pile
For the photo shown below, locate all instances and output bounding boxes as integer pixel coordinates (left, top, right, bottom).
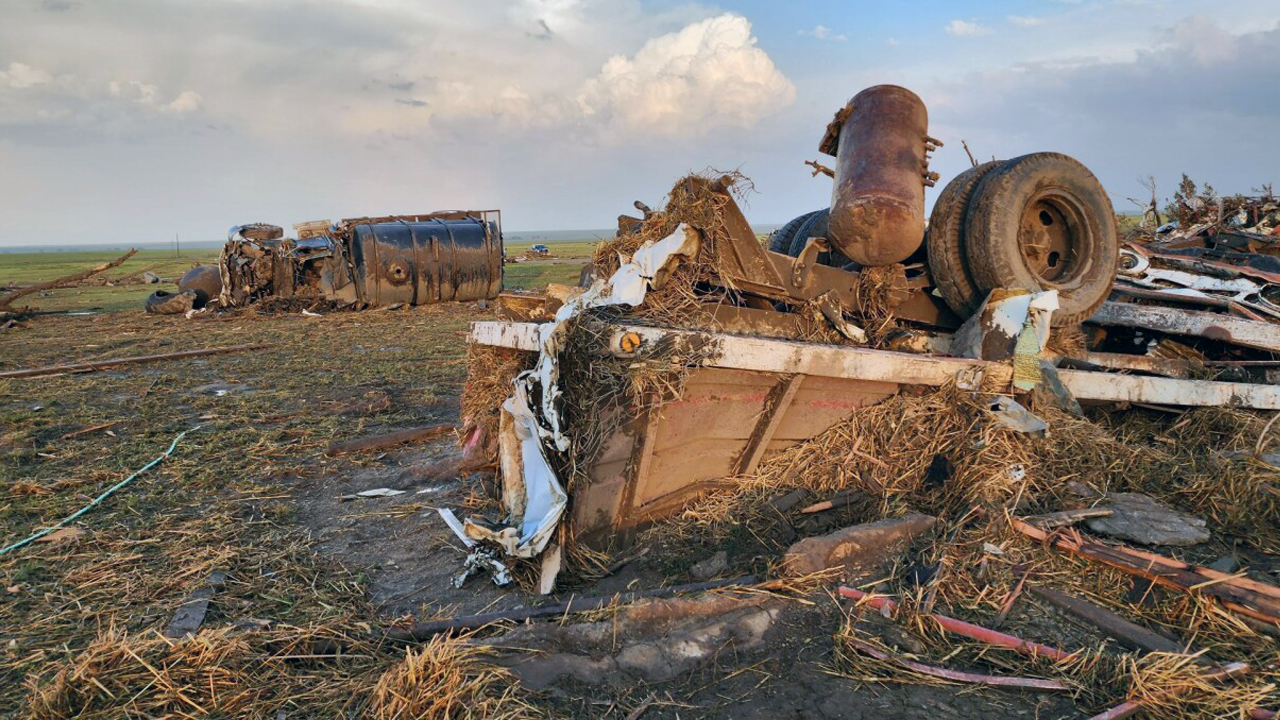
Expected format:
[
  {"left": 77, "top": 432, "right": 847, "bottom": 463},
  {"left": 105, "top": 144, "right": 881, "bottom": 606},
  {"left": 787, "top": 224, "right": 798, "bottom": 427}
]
[
  {"left": 203, "top": 212, "right": 504, "bottom": 313},
  {"left": 444, "top": 84, "right": 1280, "bottom": 716},
  {"left": 1116, "top": 182, "right": 1280, "bottom": 335}
]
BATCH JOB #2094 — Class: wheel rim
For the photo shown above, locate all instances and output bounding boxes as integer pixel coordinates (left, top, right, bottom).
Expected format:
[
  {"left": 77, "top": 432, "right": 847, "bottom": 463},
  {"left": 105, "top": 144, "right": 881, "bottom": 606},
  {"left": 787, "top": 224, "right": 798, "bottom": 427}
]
[{"left": 1017, "top": 191, "right": 1093, "bottom": 287}]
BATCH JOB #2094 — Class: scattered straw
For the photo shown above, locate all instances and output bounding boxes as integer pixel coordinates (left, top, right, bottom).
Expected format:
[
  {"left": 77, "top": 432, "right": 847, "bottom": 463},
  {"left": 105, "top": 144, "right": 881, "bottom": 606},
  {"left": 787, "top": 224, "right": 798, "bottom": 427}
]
[{"left": 371, "top": 635, "right": 540, "bottom": 720}]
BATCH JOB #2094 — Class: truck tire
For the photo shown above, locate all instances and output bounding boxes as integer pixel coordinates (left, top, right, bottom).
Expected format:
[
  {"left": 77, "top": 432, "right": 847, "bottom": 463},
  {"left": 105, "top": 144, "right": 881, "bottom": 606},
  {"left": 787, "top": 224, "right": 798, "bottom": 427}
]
[
  {"left": 788, "top": 208, "right": 830, "bottom": 257},
  {"left": 767, "top": 210, "right": 819, "bottom": 253},
  {"left": 145, "top": 290, "right": 197, "bottom": 315},
  {"left": 964, "top": 152, "right": 1118, "bottom": 326},
  {"left": 926, "top": 161, "right": 1003, "bottom": 317}
]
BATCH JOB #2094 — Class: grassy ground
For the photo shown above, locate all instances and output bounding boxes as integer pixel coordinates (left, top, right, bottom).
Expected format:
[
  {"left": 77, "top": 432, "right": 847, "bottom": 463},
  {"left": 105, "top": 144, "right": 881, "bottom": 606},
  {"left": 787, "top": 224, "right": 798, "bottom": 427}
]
[{"left": 0, "top": 244, "right": 592, "bottom": 717}]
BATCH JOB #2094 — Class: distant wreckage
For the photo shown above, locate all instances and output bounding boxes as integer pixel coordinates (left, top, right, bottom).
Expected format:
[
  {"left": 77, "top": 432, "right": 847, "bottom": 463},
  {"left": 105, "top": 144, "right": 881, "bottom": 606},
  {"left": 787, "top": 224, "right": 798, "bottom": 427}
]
[{"left": 219, "top": 212, "right": 504, "bottom": 310}]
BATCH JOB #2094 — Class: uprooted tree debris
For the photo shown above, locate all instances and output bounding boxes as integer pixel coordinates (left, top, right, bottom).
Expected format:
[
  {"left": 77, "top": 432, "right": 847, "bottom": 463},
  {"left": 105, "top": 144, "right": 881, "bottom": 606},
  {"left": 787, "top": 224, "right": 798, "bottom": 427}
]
[{"left": 444, "top": 84, "right": 1280, "bottom": 717}]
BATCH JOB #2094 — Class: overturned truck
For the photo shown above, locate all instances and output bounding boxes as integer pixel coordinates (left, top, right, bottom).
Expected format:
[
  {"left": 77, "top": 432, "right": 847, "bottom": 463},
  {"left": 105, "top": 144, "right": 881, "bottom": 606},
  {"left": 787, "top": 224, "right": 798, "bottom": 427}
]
[
  {"left": 220, "top": 211, "right": 504, "bottom": 309},
  {"left": 453, "top": 85, "right": 1280, "bottom": 592}
]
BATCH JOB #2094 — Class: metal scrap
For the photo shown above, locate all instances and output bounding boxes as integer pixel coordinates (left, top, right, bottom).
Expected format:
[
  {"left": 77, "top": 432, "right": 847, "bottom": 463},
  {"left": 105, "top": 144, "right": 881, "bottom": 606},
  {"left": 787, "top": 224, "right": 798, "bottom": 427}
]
[{"left": 219, "top": 211, "right": 503, "bottom": 309}]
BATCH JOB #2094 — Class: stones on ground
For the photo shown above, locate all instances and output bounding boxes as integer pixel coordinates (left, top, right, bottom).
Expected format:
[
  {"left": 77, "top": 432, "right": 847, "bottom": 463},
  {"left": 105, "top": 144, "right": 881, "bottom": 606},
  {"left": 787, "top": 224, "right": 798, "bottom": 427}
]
[
  {"left": 1208, "top": 554, "right": 1239, "bottom": 574},
  {"left": 690, "top": 550, "right": 729, "bottom": 580},
  {"left": 782, "top": 513, "right": 937, "bottom": 579},
  {"left": 1086, "top": 492, "right": 1209, "bottom": 546}
]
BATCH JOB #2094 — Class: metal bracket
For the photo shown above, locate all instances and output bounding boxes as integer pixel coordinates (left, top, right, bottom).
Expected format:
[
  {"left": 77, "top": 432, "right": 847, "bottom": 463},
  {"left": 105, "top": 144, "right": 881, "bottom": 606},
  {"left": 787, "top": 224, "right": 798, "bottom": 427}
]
[{"left": 791, "top": 237, "right": 829, "bottom": 291}]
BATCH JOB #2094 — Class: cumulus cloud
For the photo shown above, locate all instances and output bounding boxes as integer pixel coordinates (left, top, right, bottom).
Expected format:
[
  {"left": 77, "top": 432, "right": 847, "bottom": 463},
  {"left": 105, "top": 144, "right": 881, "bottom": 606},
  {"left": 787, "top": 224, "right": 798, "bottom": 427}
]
[
  {"left": 0, "top": 62, "right": 52, "bottom": 89},
  {"left": 107, "top": 80, "right": 201, "bottom": 113},
  {"left": 1165, "top": 14, "right": 1237, "bottom": 64},
  {"left": 576, "top": 14, "right": 795, "bottom": 136},
  {"left": 945, "top": 19, "right": 992, "bottom": 37},
  {"left": 799, "top": 25, "right": 847, "bottom": 41},
  {"left": 1008, "top": 15, "right": 1045, "bottom": 27},
  {"left": 165, "top": 90, "right": 202, "bottom": 114}
]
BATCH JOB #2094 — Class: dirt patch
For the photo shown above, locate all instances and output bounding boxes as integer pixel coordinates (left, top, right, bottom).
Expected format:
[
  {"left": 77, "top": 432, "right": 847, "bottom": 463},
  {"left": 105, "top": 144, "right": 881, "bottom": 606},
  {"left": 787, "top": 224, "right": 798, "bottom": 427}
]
[{"left": 288, "top": 440, "right": 520, "bottom": 616}]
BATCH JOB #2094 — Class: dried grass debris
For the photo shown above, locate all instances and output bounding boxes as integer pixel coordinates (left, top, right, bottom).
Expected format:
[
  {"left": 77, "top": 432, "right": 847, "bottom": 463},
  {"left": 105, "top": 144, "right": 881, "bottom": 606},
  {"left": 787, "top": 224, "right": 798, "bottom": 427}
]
[{"left": 371, "top": 635, "right": 540, "bottom": 720}]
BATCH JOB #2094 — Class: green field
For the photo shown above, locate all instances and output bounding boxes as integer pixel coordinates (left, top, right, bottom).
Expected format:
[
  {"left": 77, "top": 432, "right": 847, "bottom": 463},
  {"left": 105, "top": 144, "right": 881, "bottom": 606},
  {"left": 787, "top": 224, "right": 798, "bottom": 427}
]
[{"left": 0, "top": 239, "right": 596, "bottom": 312}]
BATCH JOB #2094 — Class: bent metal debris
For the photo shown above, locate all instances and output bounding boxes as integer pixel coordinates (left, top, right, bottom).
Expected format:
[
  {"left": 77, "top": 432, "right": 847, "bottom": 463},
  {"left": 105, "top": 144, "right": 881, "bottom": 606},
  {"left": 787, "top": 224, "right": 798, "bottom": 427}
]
[
  {"left": 443, "top": 84, "right": 1280, "bottom": 716},
  {"left": 219, "top": 211, "right": 504, "bottom": 310}
]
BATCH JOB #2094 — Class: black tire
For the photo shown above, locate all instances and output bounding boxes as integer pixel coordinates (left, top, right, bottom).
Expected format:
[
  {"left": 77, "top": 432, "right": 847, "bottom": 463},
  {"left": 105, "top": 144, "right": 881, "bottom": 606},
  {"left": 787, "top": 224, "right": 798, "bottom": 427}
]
[
  {"left": 767, "top": 210, "right": 818, "bottom": 253},
  {"left": 788, "top": 208, "right": 829, "bottom": 257},
  {"left": 964, "top": 152, "right": 1118, "bottom": 326},
  {"left": 927, "top": 161, "right": 1003, "bottom": 317},
  {"left": 145, "top": 290, "right": 196, "bottom": 315}
]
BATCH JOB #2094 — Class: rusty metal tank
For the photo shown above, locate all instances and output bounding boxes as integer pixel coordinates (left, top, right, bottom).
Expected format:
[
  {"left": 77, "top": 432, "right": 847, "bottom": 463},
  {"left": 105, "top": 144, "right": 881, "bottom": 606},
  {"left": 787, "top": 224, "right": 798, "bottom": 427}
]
[
  {"left": 347, "top": 217, "right": 503, "bottom": 306},
  {"left": 823, "top": 85, "right": 936, "bottom": 267},
  {"left": 177, "top": 265, "right": 223, "bottom": 308}
]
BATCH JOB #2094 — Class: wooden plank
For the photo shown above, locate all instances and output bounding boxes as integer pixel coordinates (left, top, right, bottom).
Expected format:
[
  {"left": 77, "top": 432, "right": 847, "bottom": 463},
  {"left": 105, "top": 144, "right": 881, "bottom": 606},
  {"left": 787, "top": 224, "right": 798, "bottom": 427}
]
[
  {"left": 1089, "top": 302, "right": 1280, "bottom": 353},
  {"left": 734, "top": 374, "right": 803, "bottom": 476},
  {"left": 164, "top": 571, "right": 227, "bottom": 639},
  {"left": 1029, "top": 586, "right": 1183, "bottom": 653},
  {"left": 325, "top": 424, "right": 453, "bottom": 455},
  {"left": 0, "top": 343, "right": 273, "bottom": 379},
  {"left": 470, "top": 321, "right": 1011, "bottom": 387},
  {"left": 1078, "top": 351, "right": 1195, "bottom": 379},
  {"left": 1058, "top": 369, "right": 1280, "bottom": 410}
]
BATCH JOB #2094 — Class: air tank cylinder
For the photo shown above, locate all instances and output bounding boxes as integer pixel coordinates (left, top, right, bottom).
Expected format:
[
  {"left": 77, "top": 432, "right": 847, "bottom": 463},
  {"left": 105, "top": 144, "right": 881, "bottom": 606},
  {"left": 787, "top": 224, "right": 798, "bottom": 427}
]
[{"left": 826, "top": 85, "right": 937, "bottom": 266}]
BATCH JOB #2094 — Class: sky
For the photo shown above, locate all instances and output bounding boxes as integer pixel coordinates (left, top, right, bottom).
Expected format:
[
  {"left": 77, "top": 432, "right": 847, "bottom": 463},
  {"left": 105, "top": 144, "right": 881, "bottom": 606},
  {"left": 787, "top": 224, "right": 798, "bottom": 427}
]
[{"left": 1, "top": 0, "right": 1278, "bottom": 246}]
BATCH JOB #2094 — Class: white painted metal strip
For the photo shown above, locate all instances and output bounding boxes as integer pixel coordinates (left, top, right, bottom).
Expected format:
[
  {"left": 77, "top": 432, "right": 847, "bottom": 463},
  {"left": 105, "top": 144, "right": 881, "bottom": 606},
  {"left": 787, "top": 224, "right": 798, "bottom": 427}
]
[
  {"left": 471, "top": 320, "right": 541, "bottom": 351},
  {"left": 472, "top": 320, "right": 1009, "bottom": 387},
  {"left": 472, "top": 320, "right": 1280, "bottom": 411},
  {"left": 1059, "top": 369, "right": 1280, "bottom": 410}
]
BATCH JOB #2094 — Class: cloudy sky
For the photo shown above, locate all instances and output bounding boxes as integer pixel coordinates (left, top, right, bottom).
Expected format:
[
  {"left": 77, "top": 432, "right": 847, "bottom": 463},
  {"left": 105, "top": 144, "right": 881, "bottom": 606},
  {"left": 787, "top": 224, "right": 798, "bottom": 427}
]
[{"left": 1, "top": 0, "right": 1278, "bottom": 246}]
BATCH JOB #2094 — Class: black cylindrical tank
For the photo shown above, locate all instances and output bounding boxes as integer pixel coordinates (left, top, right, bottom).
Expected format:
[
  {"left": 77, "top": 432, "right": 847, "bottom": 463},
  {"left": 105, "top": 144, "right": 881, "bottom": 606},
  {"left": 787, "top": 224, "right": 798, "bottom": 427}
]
[{"left": 348, "top": 218, "right": 502, "bottom": 306}]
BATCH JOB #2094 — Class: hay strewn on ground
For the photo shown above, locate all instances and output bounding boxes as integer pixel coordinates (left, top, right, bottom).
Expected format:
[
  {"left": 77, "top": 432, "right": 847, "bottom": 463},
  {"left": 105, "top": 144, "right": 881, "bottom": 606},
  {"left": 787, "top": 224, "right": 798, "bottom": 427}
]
[
  {"left": 23, "top": 625, "right": 540, "bottom": 720},
  {"left": 372, "top": 636, "right": 541, "bottom": 720}
]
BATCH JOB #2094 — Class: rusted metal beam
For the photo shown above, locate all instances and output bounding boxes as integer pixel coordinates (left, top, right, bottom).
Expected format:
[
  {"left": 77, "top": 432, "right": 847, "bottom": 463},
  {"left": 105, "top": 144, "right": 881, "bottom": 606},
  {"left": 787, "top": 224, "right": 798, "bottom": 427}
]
[{"left": 1011, "top": 520, "right": 1280, "bottom": 625}]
